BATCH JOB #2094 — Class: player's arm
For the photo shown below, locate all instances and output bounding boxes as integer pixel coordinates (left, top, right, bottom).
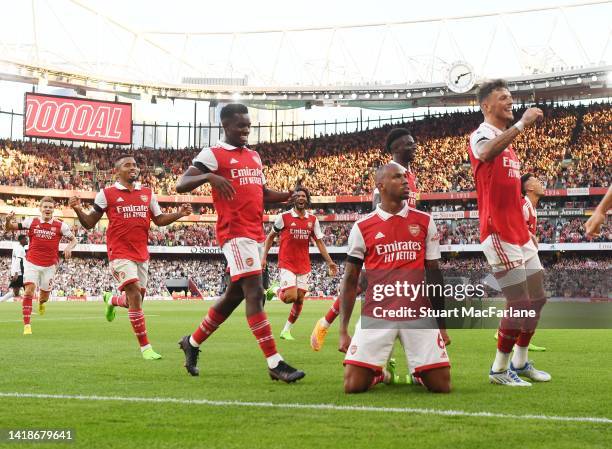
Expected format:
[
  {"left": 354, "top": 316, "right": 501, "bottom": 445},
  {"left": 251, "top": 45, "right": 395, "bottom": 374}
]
[
  {"left": 152, "top": 203, "right": 193, "bottom": 227},
  {"left": 176, "top": 149, "right": 235, "bottom": 199},
  {"left": 311, "top": 217, "right": 338, "bottom": 276},
  {"left": 476, "top": 108, "right": 543, "bottom": 162},
  {"left": 338, "top": 260, "right": 362, "bottom": 353},
  {"left": 3, "top": 212, "right": 19, "bottom": 231},
  {"left": 338, "top": 222, "right": 366, "bottom": 353},
  {"left": 261, "top": 228, "right": 278, "bottom": 269},
  {"left": 263, "top": 187, "right": 292, "bottom": 203},
  {"left": 69, "top": 197, "right": 103, "bottom": 229},
  {"left": 63, "top": 235, "right": 78, "bottom": 260},
  {"left": 424, "top": 217, "right": 450, "bottom": 345},
  {"left": 586, "top": 185, "right": 612, "bottom": 237}
]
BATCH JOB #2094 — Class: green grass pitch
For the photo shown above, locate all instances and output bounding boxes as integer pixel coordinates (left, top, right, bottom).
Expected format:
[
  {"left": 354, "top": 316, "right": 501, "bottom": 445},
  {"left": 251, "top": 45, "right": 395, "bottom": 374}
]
[{"left": 0, "top": 301, "right": 610, "bottom": 449}]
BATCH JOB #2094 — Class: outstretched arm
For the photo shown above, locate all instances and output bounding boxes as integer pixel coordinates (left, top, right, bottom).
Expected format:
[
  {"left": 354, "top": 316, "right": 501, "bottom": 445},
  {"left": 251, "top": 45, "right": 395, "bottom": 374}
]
[
  {"left": 314, "top": 238, "right": 338, "bottom": 276},
  {"left": 152, "top": 203, "right": 193, "bottom": 227}
]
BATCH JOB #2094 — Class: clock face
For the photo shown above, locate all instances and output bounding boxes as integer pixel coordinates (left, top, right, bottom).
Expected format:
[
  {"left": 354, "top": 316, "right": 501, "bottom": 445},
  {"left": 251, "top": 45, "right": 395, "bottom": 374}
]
[{"left": 446, "top": 62, "right": 475, "bottom": 93}]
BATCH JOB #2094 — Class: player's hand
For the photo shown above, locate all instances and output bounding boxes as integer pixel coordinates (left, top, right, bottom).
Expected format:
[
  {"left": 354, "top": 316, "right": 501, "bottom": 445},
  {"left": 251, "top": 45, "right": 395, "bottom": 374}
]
[
  {"left": 64, "top": 248, "right": 72, "bottom": 260},
  {"left": 327, "top": 262, "right": 338, "bottom": 277},
  {"left": 68, "top": 196, "right": 82, "bottom": 210},
  {"left": 179, "top": 203, "right": 193, "bottom": 217},
  {"left": 4, "top": 211, "right": 16, "bottom": 230},
  {"left": 338, "top": 330, "right": 352, "bottom": 353},
  {"left": 440, "top": 328, "right": 451, "bottom": 346},
  {"left": 207, "top": 174, "right": 235, "bottom": 200},
  {"left": 520, "top": 107, "right": 544, "bottom": 127},
  {"left": 585, "top": 211, "right": 605, "bottom": 237}
]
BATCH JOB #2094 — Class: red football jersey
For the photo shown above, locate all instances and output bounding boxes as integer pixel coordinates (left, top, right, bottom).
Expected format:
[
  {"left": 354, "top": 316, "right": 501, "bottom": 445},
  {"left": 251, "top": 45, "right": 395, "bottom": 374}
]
[
  {"left": 522, "top": 196, "right": 537, "bottom": 235},
  {"left": 21, "top": 217, "right": 73, "bottom": 267},
  {"left": 372, "top": 161, "right": 419, "bottom": 209},
  {"left": 274, "top": 209, "right": 323, "bottom": 274},
  {"left": 193, "top": 142, "right": 265, "bottom": 246},
  {"left": 347, "top": 204, "right": 440, "bottom": 320},
  {"left": 94, "top": 182, "right": 162, "bottom": 262},
  {"left": 469, "top": 122, "right": 530, "bottom": 245}
]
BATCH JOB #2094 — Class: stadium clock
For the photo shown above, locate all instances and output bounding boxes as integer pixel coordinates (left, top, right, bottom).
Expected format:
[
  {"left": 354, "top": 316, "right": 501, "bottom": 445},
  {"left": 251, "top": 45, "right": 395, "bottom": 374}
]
[{"left": 446, "top": 61, "right": 476, "bottom": 93}]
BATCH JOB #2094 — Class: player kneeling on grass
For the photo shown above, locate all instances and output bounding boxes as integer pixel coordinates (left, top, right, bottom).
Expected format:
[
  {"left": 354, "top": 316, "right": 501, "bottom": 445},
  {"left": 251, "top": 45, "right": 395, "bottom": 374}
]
[
  {"left": 338, "top": 163, "right": 451, "bottom": 394},
  {"left": 262, "top": 187, "right": 338, "bottom": 340},
  {"left": 4, "top": 198, "right": 77, "bottom": 335},
  {"left": 69, "top": 155, "right": 192, "bottom": 360}
]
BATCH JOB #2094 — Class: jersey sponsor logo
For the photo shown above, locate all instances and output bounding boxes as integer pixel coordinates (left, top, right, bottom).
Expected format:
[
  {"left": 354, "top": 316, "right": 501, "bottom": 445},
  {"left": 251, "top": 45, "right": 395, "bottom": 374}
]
[
  {"left": 502, "top": 156, "right": 521, "bottom": 178},
  {"left": 229, "top": 167, "right": 263, "bottom": 186},
  {"left": 375, "top": 232, "right": 385, "bottom": 239},
  {"left": 374, "top": 240, "right": 422, "bottom": 263},
  {"left": 289, "top": 228, "right": 311, "bottom": 240},
  {"left": 32, "top": 227, "right": 58, "bottom": 240},
  {"left": 116, "top": 204, "right": 149, "bottom": 219}
]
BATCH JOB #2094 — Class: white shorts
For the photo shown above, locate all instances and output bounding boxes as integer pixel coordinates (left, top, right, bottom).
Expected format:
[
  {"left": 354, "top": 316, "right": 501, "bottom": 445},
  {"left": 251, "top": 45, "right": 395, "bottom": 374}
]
[
  {"left": 344, "top": 318, "right": 450, "bottom": 376},
  {"left": 221, "top": 237, "right": 264, "bottom": 282},
  {"left": 279, "top": 268, "right": 310, "bottom": 293},
  {"left": 23, "top": 260, "right": 56, "bottom": 292},
  {"left": 109, "top": 259, "right": 149, "bottom": 291},
  {"left": 482, "top": 234, "right": 542, "bottom": 272}
]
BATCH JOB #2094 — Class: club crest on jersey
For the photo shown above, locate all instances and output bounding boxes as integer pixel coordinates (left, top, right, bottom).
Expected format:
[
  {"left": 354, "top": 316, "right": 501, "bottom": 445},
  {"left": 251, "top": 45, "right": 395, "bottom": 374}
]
[
  {"left": 307, "top": 222, "right": 313, "bottom": 228},
  {"left": 140, "top": 195, "right": 148, "bottom": 202},
  {"left": 350, "top": 345, "right": 357, "bottom": 355},
  {"left": 409, "top": 224, "right": 420, "bottom": 236},
  {"left": 245, "top": 257, "right": 254, "bottom": 267}
]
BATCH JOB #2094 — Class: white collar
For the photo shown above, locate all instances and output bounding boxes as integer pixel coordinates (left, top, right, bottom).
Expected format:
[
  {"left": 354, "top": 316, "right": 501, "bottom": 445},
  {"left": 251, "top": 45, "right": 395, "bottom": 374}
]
[
  {"left": 524, "top": 195, "right": 533, "bottom": 208},
  {"left": 482, "top": 121, "right": 505, "bottom": 135},
  {"left": 291, "top": 208, "right": 309, "bottom": 218},
  {"left": 375, "top": 202, "right": 409, "bottom": 221},
  {"left": 217, "top": 141, "right": 247, "bottom": 151},
  {"left": 114, "top": 181, "right": 142, "bottom": 191}
]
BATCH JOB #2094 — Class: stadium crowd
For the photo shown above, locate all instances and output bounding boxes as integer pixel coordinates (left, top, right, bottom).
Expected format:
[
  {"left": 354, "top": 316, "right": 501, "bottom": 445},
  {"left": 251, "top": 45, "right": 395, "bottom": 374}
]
[
  {"left": 0, "top": 255, "right": 607, "bottom": 299},
  {"left": 0, "top": 102, "right": 609, "bottom": 196}
]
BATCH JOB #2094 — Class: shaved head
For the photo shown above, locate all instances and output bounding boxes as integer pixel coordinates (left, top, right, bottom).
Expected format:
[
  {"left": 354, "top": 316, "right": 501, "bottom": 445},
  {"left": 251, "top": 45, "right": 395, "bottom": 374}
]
[{"left": 375, "top": 163, "right": 409, "bottom": 205}]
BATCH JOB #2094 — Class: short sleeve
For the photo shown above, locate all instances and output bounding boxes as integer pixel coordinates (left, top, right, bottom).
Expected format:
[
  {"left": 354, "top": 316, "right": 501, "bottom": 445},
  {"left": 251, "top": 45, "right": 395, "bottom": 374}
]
[
  {"left": 60, "top": 221, "right": 74, "bottom": 238},
  {"left": 425, "top": 216, "right": 441, "bottom": 260},
  {"left": 20, "top": 217, "right": 33, "bottom": 229},
  {"left": 347, "top": 223, "right": 366, "bottom": 261},
  {"left": 469, "top": 125, "right": 496, "bottom": 161},
  {"left": 149, "top": 192, "right": 163, "bottom": 217},
  {"left": 273, "top": 214, "right": 284, "bottom": 232},
  {"left": 312, "top": 217, "right": 324, "bottom": 240},
  {"left": 94, "top": 190, "right": 107, "bottom": 212},
  {"left": 193, "top": 148, "right": 218, "bottom": 172}
]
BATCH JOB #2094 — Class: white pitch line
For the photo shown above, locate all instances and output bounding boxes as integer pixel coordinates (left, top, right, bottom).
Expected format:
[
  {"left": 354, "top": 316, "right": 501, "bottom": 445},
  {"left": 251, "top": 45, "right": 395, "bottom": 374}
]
[{"left": 0, "top": 392, "right": 609, "bottom": 424}]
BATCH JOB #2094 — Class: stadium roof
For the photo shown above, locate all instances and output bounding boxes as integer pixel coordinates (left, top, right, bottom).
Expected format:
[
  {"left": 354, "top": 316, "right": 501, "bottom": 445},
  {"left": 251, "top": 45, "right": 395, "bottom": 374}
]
[{"left": 0, "top": 0, "right": 610, "bottom": 108}]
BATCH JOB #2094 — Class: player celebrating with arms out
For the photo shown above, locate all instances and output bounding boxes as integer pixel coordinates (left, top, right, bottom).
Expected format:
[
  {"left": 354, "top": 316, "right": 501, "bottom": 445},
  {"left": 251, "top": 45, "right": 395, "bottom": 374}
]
[
  {"left": 176, "top": 103, "right": 305, "bottom": 383},
  {"left": 469, "top": 79, "right": 550, "bottom": 386},
  {"left": 262, "top": 187, "right": 338, "bottom": 341},
  {"left": 338, "top": 163, "right": 451, "bottom": 394},
  {"left": 69, "top": 155, "right": 192, "bottom": 360},
  {"left": 4, "top": 197, "right": 77, "bottom": 334}
]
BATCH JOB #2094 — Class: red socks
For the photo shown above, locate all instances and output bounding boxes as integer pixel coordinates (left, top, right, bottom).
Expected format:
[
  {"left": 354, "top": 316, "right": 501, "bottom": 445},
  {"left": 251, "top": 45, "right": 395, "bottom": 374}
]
[
  {"left": 288, "top": 302, "right": 303, "bottom": 324},
  {"left": 324, "top": 298, "right": 340, "bottom": 324},
  {"left": 111, "top": 293, "right": 128, "bottom": 308},
  {"left": 191, "top": 307, "right": 227, "bottom": 345},
  {"left": 22, "top": 295, "right": 33, "bottom": 325},
  {"left": 128, "top": 308, "right": 149, "bottom": 348},
  {"left": 247, "top": 311, "right": 278, "bottom": 358},
  {"left": 517, "top": 297, "right": 547, "bottom": 347}
]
